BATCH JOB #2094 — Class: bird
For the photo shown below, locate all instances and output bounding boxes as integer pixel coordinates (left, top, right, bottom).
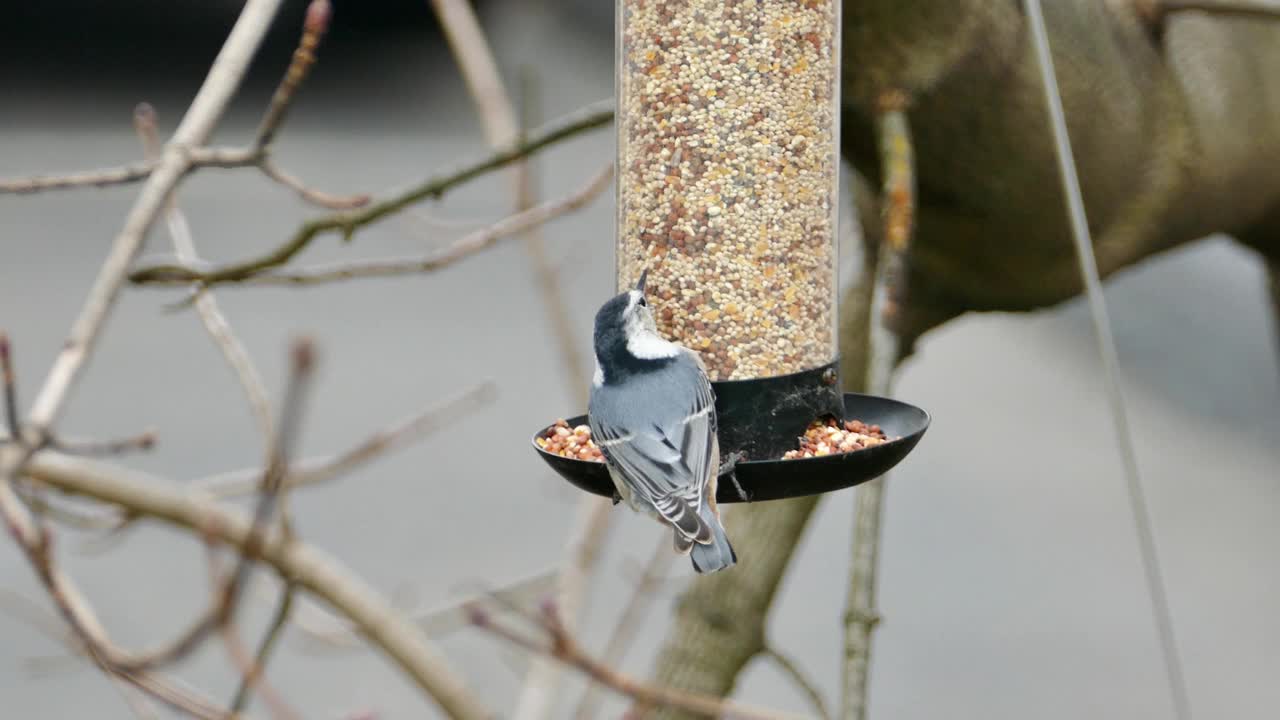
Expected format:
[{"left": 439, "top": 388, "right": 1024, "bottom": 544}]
[{"left": 587, "top": 269, "right": 737, "bottom": 573}]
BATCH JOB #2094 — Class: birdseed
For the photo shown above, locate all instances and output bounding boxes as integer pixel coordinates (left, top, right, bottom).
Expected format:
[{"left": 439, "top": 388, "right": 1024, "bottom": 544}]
[
  {"left": 781, "top": 418, "right": 891, "bottom": 460},
  {"left": 617, "top": 0, "right": 840, "bottom": 381},
  {"left": 537, "top": 419, "right": 605, "bottom": 462}
]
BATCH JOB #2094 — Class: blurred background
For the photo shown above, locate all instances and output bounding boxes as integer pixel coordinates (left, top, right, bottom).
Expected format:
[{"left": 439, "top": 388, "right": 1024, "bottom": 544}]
[{"left": 2, "top": 1, "right": 1278, "bottom": 718}]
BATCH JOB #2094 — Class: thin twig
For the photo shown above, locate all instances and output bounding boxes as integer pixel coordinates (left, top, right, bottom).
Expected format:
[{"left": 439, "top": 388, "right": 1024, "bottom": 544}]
[
  {"left": 135, "top": 102, "right": 275, "bottom": 445},
  {"left": 119, "top": 671, "right": 237, "bottom": 720},
  {"left": 469, "top": 602, "right": 809, "bottom": 720},
  {"left": 292, "top": 568, "right": 557, "bottom": 650},
  {"left": 127, "top": 100, "right": 615, "bottom": 287},
  {"left": 0, "top": 162, "right": 156, "bottom": 194},
  {"left": 1, "top": 333, "right": 20, "bottom": 439},
  {"left": 145, "top": 152, "right": 302, "bottom": 720},
  {"left": 840, "top": 94, "right": 914, "bottom": 720},
  {"left": 196, "top": 380, "right": 496, "bottom": 499},
  {"left": 573, "top": 535, "right": 674, "bottom": 720},
  {"left": 217, "top": 162, "right": 614, "bottom": 287},
  {"left": 201, "top": 539, "right": 298, "bottom": 720},
  {"left": 107, "top": 675, "right": 164, "bottom": 720},
  {"left": 15, "top": 490, "right": 127, "bottom": 532},
  {"left": 259, "top": 159, "right": 371, "bottom": 210},
  {"left": 229, "top": 578, "right": 300, "bottom": 717},
  {"left": 0, "top": 145, "right": 363, "bottom": 210},
  {"left": 0, "top": 588, "right": 74, "bottom": 650},
  {"left": 0, "top": 144, "right": 361, "bottom": 210},
  {"left": 111, "top": 375, "right": 466, "bottom": 545},
  {"left": 8, "top": 332, "right": 159, "bottom": 459},
  {"left": 48, "top": 430, "right": 157, "bottom": 457},
  {"left": 513, "top": 494, "right": 613, "bottom": 719},
  {"left": 762, "top": 646, "right": 831, "bottom": 720},
  {"left": 0, "top": 147, "right": 261, "bottom": 195},
  {"left": 242, "top": 0, "right": 367, "bottom": 210},
  {"left": 228, "top": 339, "right": 312, "bottom": 602},
  {"left": 254, "top": 0, "right": 330, "bottom": 150},
  {"left": 12, "top": 448, "right": 492, "bottom": 720},
  {"left": 218, "top": 616, "right": 297, "bottom": 720}
]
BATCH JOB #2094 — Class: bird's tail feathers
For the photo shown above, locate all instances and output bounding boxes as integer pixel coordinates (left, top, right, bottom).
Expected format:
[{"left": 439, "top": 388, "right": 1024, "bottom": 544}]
[
  {"left": 657, "top": 492, "right": 712, "bottom": 545},
  {"left": 690, "top": 504, "right": 736, "bottom": 573},
  {"left": 674, "top": 530, "right": 693, "bottom": 555}
]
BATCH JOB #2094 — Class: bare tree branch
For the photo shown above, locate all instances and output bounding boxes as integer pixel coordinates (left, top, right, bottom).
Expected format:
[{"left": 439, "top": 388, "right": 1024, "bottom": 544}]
[
  {"left": 470, "top": 602, "right": 812, "bottom": 720},
  {"left": 12, "top": 449, "right": 492, "bottom": 719},
  {"left": 228, "top": 578, "right": 299, "bottom": 717},
  {"left": 118, "top": 108, "right": 302, "bottom": 711},
  {"left": 19, "top": 0, "right": 288, "bottom": 435},
  {"left": 840, "top": 95, "right": 914, "bottom": 720},
  {"left": 127, "top": 100, "right": 614, "bottom": 288},
  {"left": 1, "top": 334, "right": 19, "bottom": 440},
  {"left": 44, "top": 340, "right": 309, "bottom": 677},
  {"left": 573, "top": 535, "right": 673, "bottom": 720},
  {"left": 254, "top": 0, "right": 329, "bottom": 150},
  {"left": 202, "top": 536, "right": 301, "bottom": 720},
  {"left": 0, "top": 143, "right": 365, "bottom": 210},
  {"left": 763, "top": 646, "right": 831, "bottom": 720},
  {"left": 48, "top": 430, "right": 157, "bottom": 458},
  {"left": 6, "top": 301, "right": 240, "bottom": 712},
  {"left": 0, "top": 162, "right": 157, "bottom": 194},
  {"left": 108, "top": 676, "right": 164, "bottom": 720},
  {"left": 235, "top": 582, "right": 295, "bottom": 708},
  {"left": 293, "top": 568, "right": 557, "bottom": 650},
  {"left": 197, "top": 380, "right": 497, "bottom": 499},
  {"left": 516, "top": 493, "right": 613, "bottom": 718},
  {"left": 0, "top": 1, "right": 363, "bottom": 211},
  {"left": 258, "top": 160, "right": 371, "bottom": 210},
  {"left": 135, "top": 103, "right": 275, "bottom": 442},
  {"left": 219, "top": 162, "right": 613, "bottom": 287},
  {"left": 0, "top": 455, "right": 243, "bottom": 719}
]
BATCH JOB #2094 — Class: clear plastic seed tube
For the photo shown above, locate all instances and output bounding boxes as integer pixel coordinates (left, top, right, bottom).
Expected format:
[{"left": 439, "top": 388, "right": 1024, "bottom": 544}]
[{"left": 617, "top": 0, "right": 841, "bottom": 381}]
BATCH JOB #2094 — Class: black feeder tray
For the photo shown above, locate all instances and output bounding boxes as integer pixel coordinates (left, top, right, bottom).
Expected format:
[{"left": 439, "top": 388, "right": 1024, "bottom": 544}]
[{"left": 532, "top": 361, "right": 930, "bottom": 503}]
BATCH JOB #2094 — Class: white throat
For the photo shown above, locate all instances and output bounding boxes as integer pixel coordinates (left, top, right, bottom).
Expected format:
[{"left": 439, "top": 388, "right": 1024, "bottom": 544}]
[
  {"left": 626, "top": 328, "right": 679, "bottom": 360},
  {"left": 620, "top": 290, "right": 680, "bottom": 362}
]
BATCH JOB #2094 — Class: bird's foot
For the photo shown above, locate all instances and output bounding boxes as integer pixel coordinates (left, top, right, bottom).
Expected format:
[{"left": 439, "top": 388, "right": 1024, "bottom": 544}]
[
  {"left": 717, "top": 451, "right": 751, "bottom": 502},
  {"left": 717, "top": 451, "right": 745, "bottom": 477}
]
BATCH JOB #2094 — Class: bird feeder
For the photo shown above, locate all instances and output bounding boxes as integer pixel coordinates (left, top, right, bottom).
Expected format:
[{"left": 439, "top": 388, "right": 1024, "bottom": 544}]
[{"left": 534, "top": 0, "right": 929, "bottom": 502}]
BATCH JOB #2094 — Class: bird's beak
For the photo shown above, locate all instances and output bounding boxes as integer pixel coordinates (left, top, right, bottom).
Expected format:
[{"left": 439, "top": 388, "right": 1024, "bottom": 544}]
[{"left": 636, "top": 268, "right": 648, "bottom": 295}]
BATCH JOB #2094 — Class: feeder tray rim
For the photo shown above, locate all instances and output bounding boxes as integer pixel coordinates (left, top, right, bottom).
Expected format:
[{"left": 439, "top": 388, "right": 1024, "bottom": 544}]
[{"left": 531, "top": 392, "right": 930, "bottom": 503}]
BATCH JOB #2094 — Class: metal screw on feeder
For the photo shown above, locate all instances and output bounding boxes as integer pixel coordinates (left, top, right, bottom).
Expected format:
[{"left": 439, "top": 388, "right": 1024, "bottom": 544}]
[{"left": 533, "top": 0, "right": 929, "bottom": 502}]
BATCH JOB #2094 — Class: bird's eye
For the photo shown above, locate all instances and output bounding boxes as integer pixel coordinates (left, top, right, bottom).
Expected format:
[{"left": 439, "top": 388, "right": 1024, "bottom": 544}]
[{"left": 638, "top": 297, "right": 647, "bottom": 307}]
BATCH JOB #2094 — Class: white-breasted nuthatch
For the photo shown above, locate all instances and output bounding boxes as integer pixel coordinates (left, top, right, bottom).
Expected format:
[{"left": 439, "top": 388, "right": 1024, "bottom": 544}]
[{"left": 588, "top": 270, "right": 737, "bottom": 573}]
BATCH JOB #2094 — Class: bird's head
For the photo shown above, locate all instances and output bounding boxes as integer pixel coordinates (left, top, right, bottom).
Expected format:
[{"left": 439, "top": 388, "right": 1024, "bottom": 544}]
[{"left": 592, "top": 269, "right": 677, "bottom": 385}]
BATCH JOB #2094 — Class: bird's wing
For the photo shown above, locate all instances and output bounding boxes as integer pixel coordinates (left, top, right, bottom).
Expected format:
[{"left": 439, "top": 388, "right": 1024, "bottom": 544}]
[
  {"left": 590, "top": 362, "right": 716, "bottom": 543},
  {"left": 675, "top": 349, "right": 717, "bottom": 505}
]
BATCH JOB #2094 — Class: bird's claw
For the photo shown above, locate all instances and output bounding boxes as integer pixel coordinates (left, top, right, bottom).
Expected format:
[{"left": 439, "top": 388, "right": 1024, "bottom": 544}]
[
  {"left": 717, "top": 451, "right": 751, "bottom": 501},
  {"left": 717, "top": 451, "right": 745, "bottom": 477}
]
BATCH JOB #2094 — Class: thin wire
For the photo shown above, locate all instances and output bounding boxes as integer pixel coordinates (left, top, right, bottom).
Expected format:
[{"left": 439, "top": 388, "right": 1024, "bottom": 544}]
[{"left": 1021, "top": 2, "right": 1192, "bottom": 719}]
